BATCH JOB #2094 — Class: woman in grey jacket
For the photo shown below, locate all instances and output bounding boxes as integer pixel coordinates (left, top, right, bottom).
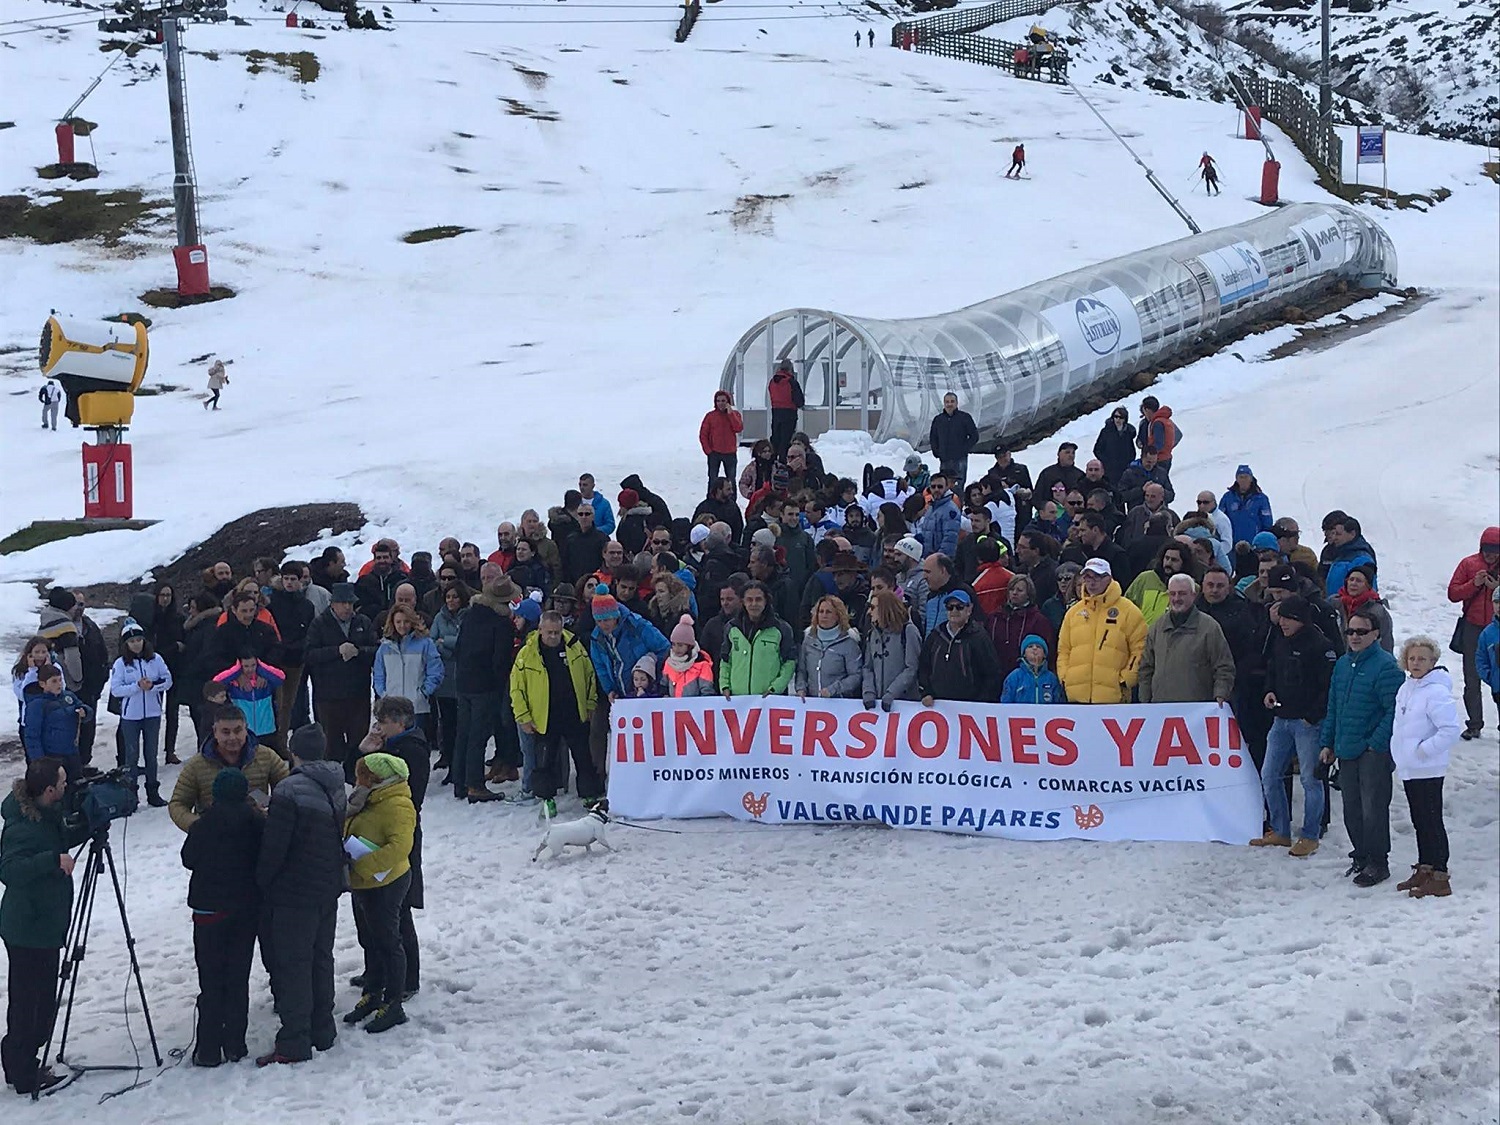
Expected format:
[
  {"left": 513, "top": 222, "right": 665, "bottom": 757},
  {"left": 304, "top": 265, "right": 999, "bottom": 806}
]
[
  {"left": 795, "top": 597, "right": 863, "bottom": 699},
  {"left": 861, "top": 590, "right": 922, "bottom": 711}
]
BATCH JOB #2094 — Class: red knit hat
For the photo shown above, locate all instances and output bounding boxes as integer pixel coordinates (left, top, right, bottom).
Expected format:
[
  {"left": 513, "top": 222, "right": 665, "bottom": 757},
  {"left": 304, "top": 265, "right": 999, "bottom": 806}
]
[{"left": 619, "top": 489, "right": 641, "bottom": 511}]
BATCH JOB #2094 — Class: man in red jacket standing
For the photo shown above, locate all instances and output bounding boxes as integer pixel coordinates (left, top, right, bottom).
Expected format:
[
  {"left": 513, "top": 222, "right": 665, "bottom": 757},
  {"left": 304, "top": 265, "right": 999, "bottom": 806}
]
[
  {"left": 1448, "top": 526, "right": 1500, "bottom": 739},
  {"left": 766, "top": 360, "right": 804, "bottom": 458},
  {"left": 698, "top": 391, "right": 744, "bottom": 497}
]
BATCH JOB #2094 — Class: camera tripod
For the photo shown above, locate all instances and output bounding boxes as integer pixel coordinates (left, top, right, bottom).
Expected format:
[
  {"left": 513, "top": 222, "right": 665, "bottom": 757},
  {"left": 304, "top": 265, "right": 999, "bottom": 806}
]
[{"left": 35, "top": 828, "right": 162, "bottom": 1100}]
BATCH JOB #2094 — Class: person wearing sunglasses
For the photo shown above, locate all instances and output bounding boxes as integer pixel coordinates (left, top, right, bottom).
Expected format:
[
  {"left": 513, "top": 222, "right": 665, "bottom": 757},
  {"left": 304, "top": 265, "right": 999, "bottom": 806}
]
[
  {"left": 1092, "top": 408, "right": 1137, "bottom": 486},
  {"left": 1319, "top": 610, "right": 1404, "bottom": 887}
]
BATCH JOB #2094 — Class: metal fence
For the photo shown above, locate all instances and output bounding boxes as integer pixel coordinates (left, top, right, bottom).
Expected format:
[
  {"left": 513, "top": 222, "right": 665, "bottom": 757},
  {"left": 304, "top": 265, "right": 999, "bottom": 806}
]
[
  {"left": 1239, "top": 73, "right": 1343, "bottom": 184},
  {"left": 912, "top": 32, "right": 1069, "bottom": 81},
  {"left": 890, "top": 0, "right": 1055, "bottom": 43}
]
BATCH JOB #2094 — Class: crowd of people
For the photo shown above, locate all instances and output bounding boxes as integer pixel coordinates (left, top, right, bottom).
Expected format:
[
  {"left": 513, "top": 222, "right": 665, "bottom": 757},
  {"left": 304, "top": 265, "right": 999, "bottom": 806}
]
[{"left": 2, "top": 386, "right": 1496, "bottom": 1092}]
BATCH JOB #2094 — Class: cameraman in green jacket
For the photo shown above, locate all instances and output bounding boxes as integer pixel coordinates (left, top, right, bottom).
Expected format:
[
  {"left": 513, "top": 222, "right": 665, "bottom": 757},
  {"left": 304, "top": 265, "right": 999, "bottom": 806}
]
[{"left": 1, "top": 758, "right": 90, "bottom": 1096}]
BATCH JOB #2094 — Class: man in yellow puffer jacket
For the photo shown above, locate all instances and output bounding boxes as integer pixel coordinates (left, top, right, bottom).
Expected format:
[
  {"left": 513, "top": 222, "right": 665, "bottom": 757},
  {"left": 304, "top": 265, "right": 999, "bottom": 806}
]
[
  {"left": 343, "top": 752, "right": 416, "bottom": 1034},
  {"left": 1057, "top": 558, "right": 1147, "bottom": 703}
]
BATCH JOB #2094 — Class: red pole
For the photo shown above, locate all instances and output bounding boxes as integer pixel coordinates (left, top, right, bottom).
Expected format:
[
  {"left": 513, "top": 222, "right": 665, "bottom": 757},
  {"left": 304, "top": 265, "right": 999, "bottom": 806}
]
[{"left": 55, "top": 122, "right": 75, "bottom": 165}]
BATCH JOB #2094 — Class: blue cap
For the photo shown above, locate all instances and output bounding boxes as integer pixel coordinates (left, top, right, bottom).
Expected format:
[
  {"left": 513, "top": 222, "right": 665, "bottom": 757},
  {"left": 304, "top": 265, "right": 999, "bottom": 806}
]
[
  {"left": 1236, "top": 464, "right": 1254, "bottom": 477},
  {"left": 1252, "top": 532, "right": 1280, "bottom": 551},
  {"left": 515, "top": 598, "right": 542, "bottom": 626},
  {"left": 942, "top": 589, "right": 972, "bottom": 607}
]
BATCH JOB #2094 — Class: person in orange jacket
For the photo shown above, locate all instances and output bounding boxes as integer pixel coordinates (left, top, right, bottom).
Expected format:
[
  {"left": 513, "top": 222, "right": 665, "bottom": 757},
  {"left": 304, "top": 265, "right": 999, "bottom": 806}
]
[
  {"left": 1005, "top": 144, "right": 1026, "bottom": 179},
  {"left": 698, "top": 391, "right": 744, "bottom": 497}
]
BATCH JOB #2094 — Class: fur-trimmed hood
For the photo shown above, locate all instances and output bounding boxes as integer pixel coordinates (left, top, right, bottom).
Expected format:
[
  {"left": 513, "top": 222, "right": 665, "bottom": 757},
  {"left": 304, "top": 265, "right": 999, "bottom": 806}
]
[{"left": 5, "top": 778, "right": 41, "bottom": 822}]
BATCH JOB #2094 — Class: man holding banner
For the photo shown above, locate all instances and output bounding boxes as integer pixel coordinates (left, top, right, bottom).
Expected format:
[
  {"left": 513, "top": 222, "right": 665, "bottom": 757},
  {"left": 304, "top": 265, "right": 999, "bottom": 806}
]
[{"left": 918, "top": 590, "right": 1002, "bottom": 705}]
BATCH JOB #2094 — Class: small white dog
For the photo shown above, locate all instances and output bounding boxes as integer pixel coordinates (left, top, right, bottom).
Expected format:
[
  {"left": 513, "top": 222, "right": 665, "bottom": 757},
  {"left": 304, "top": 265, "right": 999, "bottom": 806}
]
[{"left": 532, "top": 807, "right": 613, "bottom": 862}]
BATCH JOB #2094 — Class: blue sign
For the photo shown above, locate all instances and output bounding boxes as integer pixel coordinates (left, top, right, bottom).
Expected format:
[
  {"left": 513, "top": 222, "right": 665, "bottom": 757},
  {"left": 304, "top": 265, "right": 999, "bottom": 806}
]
[{"left": 1358, "top": 125, "right": 1386, "bottom": 165}]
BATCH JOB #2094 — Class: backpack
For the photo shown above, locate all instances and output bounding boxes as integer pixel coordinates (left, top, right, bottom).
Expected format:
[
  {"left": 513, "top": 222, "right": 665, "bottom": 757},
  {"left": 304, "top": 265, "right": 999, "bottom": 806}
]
[{"left": 38, "top": 385, "right": 48, "bottom": 403}]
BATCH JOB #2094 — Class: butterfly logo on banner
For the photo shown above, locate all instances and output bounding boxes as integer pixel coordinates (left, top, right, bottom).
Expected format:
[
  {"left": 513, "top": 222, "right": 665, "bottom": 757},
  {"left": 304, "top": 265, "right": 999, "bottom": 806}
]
[
  {"left": 1073, "top": 804, "right": 1105, "bottom": 830},
  {"left": 743, "top": 792, "right": 770, "bottom": 819}
]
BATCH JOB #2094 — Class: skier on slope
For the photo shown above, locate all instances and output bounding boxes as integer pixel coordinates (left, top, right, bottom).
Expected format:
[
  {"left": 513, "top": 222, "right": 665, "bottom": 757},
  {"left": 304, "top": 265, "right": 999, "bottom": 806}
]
[
  {"left": 1200, "top": 152, "right": 1220, "bottom": 196},
  {"left": 1005, "top": 144, "right": 1026, "bottom": 179}
]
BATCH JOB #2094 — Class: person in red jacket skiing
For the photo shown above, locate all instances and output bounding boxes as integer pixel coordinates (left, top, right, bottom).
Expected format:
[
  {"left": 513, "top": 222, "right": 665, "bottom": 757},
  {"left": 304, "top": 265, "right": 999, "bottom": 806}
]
[
  {"left": 698, "top": 391, "right": 744, "bottom": 496},
  {"left": 1199, "top": 152, "right": 1220, "bottom": 195},
  {"left": 1448, "top": 526, "right": 1500, "bottom": 738},
  {"left": 1006, "top": 143, "right": 1026, "bottom": 179}
]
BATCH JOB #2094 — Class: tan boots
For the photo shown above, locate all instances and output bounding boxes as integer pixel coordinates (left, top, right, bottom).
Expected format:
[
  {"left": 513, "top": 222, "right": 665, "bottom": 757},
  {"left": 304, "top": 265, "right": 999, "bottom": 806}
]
[{"left": 1397, "top": 865, "right": 1453, "bottom": 897}]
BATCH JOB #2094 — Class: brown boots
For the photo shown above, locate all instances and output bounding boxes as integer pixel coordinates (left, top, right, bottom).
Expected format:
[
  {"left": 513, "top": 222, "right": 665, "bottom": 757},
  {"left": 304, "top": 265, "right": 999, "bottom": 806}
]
[
  {"left": 1411, "top": 870, "right": 1451, "bottom": 898},
  {"left": 1398, "top": 865, "right": 1452, "bottom": 897}
]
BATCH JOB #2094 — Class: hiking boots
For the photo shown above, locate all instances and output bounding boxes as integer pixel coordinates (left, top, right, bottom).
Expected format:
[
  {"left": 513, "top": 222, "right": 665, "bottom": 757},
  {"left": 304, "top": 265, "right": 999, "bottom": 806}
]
[
  {"left": 343, "top": 993, "right": 381, "bottom": 1025},
  {"left": 146, "top": 784, "right": 167, "bottom": 808},
  {"left": 1352, "top": 863, "right": 1390, "bottom": 888},
  {"left": 1396, "top": 864, "right": 1431, "bottom": 892},
  {"left": 1289, "top": 838, "right": 1320, "bottom": 857},
  {"left": 1250, "top": 832, "right": 1292, "bottom": 847},
  {"left": 466, "top": 787, "right": 503, "bottom": 803},
  {"left": 364, "top": 1003, "right": 408, "bottom": 1034},
  {"left": 1411, "top": 870, "right": 1451, "bottom": 898},
  {"left": 254, "top": 1051, "right": 303, "bottom": 1067}
]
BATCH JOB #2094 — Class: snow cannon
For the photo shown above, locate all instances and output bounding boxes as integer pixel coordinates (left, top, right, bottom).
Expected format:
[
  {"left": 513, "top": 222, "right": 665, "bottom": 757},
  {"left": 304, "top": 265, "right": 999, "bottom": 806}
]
[{"left": 39, "top": 314, "right": 149, "bottom": 429}]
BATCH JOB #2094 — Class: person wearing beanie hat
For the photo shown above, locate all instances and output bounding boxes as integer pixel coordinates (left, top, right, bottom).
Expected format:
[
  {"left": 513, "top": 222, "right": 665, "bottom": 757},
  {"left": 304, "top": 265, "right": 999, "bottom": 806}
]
[
  {"left": 1251, "top": 531, "right": 1282, "bottom": 554},
  {"left": 689, "top": 523, "right": 712, "bottom": 548},
  {"left": 181, "top": 764, "right": 264, "bottom": 1067},
  {"left": 37, "top": 587, "right": 84, "bottom": 692},
  {"left": 589, "top": 586, "right": 670, "bottom": 778},
  {"left": 1220, "top": 466, "right": 1274, "bottom": 548},
  {"left": 304, "top": 583, "right": 379, "bottom": 782},
  {"left": 1253, "top": 589, "right": 1338, "bottom": 854},
  {"left": 1333, "top": 562, "right": 1393, "bottom": 653},
  {"left": 629, "top": 653, "right": 660, "bottom": 698},
  {"left": 255, "top": 714, "right": 350, "bottom": 1064},
  {"left": 662, "top": 614, "right": 715, "bottom": 698},
  {"left": 344, "top": 750, "right": 416, "bottom": 1034},
  {"left": 1448, "top": 526, "right": 1500, "bottom": 738}
]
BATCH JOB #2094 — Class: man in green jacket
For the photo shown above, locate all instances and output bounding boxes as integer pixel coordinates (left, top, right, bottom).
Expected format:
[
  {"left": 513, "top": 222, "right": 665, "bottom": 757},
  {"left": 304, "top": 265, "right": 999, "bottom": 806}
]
[
  {"left": 718, "top": 582, "right": 796, "bottom": 697},
  {"left": 1320, "top": 610, "right": 1404, "bottom": 887},
  {"left": 511, "top": 612, "right": 601, "bottom": 815},
  {"left": 1, "top": 758, "right": 90, "bottom": 1095}
]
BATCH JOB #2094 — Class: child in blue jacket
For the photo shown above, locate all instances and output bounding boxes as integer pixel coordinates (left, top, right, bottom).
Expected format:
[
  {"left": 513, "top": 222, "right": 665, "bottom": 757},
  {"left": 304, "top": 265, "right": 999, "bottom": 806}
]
[
  {"left": 1000, "top": 634, "right": 1065, "bottom": 704},
  {"left": 22, "top": 664, "right": 91, "bottom": 778},
  {"left": 1477, "top": 588, "right": 1500, "bottom": 703}
]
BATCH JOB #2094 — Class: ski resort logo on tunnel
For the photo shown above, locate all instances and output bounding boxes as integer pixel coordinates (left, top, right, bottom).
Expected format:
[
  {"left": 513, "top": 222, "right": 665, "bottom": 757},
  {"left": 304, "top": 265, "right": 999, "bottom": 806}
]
[{"left": 1074, "top": 297, "right": 1123, "bottom": 356}]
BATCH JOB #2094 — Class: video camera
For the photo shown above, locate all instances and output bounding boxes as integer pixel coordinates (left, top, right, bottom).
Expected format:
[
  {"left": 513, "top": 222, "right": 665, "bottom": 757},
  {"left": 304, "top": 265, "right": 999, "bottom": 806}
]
[{"left": 63, "top": 768, "right": 139, "bottom": 836}]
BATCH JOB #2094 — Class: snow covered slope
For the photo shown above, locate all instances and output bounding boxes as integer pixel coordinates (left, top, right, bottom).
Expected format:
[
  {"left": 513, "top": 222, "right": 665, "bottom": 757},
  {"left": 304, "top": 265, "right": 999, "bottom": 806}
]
[
  {"left": 0, "top": 5, "right": 1498, "bottom": 1122},
  {"left": 1226, "top": 0, "right": 1499, "bottom": 140}
]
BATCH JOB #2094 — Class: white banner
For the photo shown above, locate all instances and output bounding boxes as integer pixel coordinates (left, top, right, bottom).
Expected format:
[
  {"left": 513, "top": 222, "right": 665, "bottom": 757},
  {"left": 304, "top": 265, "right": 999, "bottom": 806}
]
[
  {"left": 1194, "top": 241, "right": 1269, "bottom": 306},
  {"left": 607, "top": 699, "right": 1262, "bottom": 844},
  {"left": 1038, "top": 285, "right": 1143, "bottom": 374},
  {"left": 1292, "top": 215, "right": 1347, "bottom": 273}
]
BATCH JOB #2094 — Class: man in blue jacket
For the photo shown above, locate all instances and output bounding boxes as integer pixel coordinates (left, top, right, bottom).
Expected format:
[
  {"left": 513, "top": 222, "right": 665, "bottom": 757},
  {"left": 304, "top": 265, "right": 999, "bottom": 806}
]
[
  {"left": 1320, "top": 610, "right": 1403, "bottom": 886},
  {"left": 915, "top": 473, "right": 962, "bottom": 560},
  {"left": 1321, "top": 513, "right": 1378, "bottom": 597},
  {"left": 1219, "top": 465, "right": 1274, "bottom": 548},
  {"left": 588, "top": 587, "right": 669, "bottom": 785}
]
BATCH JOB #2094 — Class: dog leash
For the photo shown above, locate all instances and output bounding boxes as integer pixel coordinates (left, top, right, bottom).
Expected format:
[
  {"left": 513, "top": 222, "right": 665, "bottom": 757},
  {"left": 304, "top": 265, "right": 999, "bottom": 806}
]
[{"left": 611, "top": 818, "right": 684, "bottom": 835}]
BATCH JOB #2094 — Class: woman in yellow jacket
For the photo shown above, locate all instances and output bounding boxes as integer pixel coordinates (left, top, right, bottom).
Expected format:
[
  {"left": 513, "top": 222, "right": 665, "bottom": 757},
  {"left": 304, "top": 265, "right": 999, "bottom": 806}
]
[
  {"left": 343, "top": 752, "right": 416, "bottom": 1034},
  {"left": 1057, "top": 559, "right": 1148, "bottom": 703}
]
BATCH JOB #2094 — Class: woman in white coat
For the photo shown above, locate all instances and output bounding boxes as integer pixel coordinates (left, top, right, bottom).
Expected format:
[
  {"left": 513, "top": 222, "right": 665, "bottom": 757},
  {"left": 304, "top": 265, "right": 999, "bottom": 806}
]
[
  {"left": 1390, "top": 635, "right": 1463, "bottom": 898},
  {"left": 109, "top": 618, "right": 173, "bottom": 806}
]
